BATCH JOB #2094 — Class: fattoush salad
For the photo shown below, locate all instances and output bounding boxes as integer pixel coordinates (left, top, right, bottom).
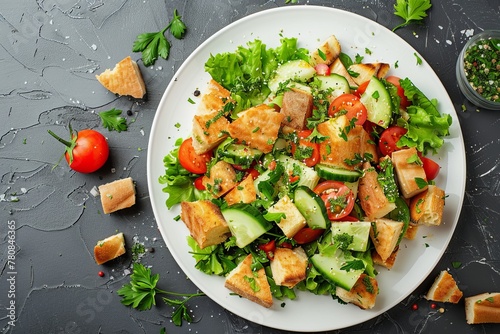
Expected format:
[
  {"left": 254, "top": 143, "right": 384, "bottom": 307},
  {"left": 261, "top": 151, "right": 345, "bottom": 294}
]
[{"left": 159, "top": 34, "right": 452, "bottom": 309}]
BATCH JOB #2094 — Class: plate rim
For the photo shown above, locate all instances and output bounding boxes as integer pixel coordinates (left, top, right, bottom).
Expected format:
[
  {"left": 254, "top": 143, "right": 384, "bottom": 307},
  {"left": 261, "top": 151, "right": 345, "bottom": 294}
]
[{"left": 147, "top": 5, "right": 466, "bottom": 331}]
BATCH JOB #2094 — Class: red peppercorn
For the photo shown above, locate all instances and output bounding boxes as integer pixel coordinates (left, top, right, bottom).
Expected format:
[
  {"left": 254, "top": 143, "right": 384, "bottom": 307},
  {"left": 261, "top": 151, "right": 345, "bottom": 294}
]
[
  {"left": 98, "top": 271, "right": 105, "bottom": 277},
  {"left": 411, "top": 303, "right": 418, "bottom": 311},
  {"left": 430, "top": 303, "right": 437, "bottom": 309}
]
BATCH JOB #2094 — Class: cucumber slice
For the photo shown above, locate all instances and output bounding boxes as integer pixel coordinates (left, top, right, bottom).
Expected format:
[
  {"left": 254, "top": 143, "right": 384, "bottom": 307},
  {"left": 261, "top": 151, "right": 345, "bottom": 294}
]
[
  {"left": 218, "top": 142, "right": 263, "bottom": 168},
  {"left": 316, "top": 74, "right": 350, "bottom": 99},
  {"left": 268, "top": 59, "right": 316, "bottom": 92},
  {"left": 315, "top": 164, "right": 362, "bottom": 182},
  {"left": 277, "top": 155, "right": 320, "bottom": 189},
  {"left": 359, "top": 77, "right": 394, "bottom": 128},
  {"left": 221, "top": 203, "right": 272, "bottom": 248},
  {"left": 310, "top": 250, "right": 364, "bottom": 291},
  {"left": 331, "top": 221, "right": 371, "bottom": 252},
  {"left": 294, "top": 186, "right": 329, "bottom": 229}
]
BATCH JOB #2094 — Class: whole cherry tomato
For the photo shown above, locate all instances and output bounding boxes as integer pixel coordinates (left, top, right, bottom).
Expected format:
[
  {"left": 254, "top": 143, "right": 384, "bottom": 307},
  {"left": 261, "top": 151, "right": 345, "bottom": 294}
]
[{"left": 48, "top": 127, "right": 109, "bottom": 173}]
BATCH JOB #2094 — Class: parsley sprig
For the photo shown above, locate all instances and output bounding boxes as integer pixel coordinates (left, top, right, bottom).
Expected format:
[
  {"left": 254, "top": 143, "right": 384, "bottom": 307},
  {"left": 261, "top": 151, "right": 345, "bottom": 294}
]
[
  {"left": 132, "top": 9, "right": 187, "bottom": 66},
  {"left": 392, "top": 0, "right": 432, "bottom": 32},
  {"left": 99, "top": 108, "right": 128, "bottom": 132},
  {"left": 117, "top": 263, "right": 205, "bottom": 326}
]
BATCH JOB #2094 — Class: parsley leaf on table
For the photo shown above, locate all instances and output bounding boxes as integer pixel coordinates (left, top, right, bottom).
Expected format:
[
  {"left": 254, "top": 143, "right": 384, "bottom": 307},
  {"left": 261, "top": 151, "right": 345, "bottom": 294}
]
[
  {"left": 117, "top": 263, "right": 205, "bottom": 326},
  {"left": 392, "top": 0, "right": 432, "bottom": 32},
  {"left": 132, "top": 9, "right": 187, "bottom": 66},
  {"left": 99, "top": 108, "right": 127, "bottom": 132}
]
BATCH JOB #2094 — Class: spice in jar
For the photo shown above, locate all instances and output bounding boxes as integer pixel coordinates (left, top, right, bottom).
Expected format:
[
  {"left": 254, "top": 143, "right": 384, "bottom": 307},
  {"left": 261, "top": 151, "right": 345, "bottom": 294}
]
[{"left": 463, "top": 38, "right": 500, "bottom": 102}]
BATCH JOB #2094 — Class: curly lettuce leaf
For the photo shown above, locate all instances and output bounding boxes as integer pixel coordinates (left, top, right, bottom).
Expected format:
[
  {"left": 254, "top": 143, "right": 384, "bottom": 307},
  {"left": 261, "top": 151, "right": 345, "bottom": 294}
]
[
  {"left": 204, "top": 37, "right": 309, "bottom": 110},
  {"left": 397, "top": 78, "right": 452, "bottom": 155},
  {"left": 158, "top": 138, "right": 211, "bottom": 209}
]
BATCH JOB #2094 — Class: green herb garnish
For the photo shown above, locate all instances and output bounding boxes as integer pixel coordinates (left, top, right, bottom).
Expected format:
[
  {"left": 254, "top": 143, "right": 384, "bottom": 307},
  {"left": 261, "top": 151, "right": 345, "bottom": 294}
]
[
  {"left": 117, "top": 263, "right": 204, "bottom": 326},
  {"left": 392, "top": 0, "right": 432, "bottom": 32},
  {"left": 132, "top": 9, "right": 187, "bottom": 66},
  {"left": 99, "top": 108, "right": 128, "bottom": 132}
]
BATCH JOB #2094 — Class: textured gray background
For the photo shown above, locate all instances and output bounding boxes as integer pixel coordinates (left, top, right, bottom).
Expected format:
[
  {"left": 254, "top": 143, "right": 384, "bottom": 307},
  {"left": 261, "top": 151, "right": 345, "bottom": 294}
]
[{"left": 1, "top": 0, "right": 500, "bottom": 333}]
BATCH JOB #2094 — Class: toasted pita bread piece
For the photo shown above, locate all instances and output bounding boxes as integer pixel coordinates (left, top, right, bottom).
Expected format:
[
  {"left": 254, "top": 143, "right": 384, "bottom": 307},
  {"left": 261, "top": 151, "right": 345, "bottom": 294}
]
[
  {"left": 98, "top": 177, "right": 136, "bottom": 214},
  {"left": 425, "top": 270, "right": 463, "bottom": 304},
  {"left": 465, "top": 292, "right": 500, "bottom": 324},
  {"left": 225, "top": 254, "right": 273, "bottom": 308},
  {"left": 94, "top": 232, "right": 126, "bottom": 265},
  {"left": 96, "top": 56, "right": 146, "bottom": 98}
]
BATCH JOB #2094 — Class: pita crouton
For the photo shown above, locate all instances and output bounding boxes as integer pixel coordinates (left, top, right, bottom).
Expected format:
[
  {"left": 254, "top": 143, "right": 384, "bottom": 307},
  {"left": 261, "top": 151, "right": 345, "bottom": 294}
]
[{"left": 225, "top": 254, "right": 273, "bottom": 308}]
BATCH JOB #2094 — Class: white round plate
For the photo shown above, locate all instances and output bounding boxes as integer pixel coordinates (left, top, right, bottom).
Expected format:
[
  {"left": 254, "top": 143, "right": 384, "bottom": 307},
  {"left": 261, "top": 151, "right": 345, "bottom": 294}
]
[{"left": 147, "top": 5, "right": 465, "bottom": 332}]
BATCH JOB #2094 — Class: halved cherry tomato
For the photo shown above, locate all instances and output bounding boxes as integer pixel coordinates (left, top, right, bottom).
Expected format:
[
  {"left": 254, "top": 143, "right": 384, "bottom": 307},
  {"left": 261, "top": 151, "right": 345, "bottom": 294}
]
[
  {"left": 328, "top": 93, "right": 367, "bottom": 125},
  {"left": 289, "top": 174, "right": 300, "bottom": 184},
  {"left": 293, "top": 227, "right": 325, "bottom": 244},
  {"left": 354, "top": 80, "right": 370, "bottom": 97},
  {"left": 48, "top": 128, "right": 109, "bottom": 173},
  {"left": 178, "top": 137, "right": 212, "bottom": 174},
  {"left": 378, "top": 126, "right": 407, "bottom": 157},
  {"left": 246, "top": 167, "right": 260, "bottom": 180},
  {"left": 258, "top": 240, "right": 276, "bottom": 260},
  {"left": 290, "top": 130, "right": 320, "bottom": 167},
  {"left": 386, "top": 76, "right": 411, "bottom": 109},
  {"left": 314, "top": 63, "right": 331, "bottom": 76},
  {"left": 421, "top": 156, "right": 440, "bottom": 180},
  {"left": 314, "top": 180, "right": 355, "bottom": 221},
  {"left": 194, "top": 176, "right": 206, "bottom": 190},
  {"left": 337, "top": 215, "right": 359, "bottom": 222}
]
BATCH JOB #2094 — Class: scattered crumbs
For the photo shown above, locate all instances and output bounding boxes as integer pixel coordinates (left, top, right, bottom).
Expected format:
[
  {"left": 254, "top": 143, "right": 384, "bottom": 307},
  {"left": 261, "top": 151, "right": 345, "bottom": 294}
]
[
  {"left": 438, "top": 25, "right": 443, "bottom": 30},
  {"left": 446, "top": 40, "right": 452, "bottom": 45},
  {"left": 90, "top": 44, "right": 97, "bottom": 51},
  {"left": 140, "top": 129, "right": 145, "bottom": 136},
  {"left": 90, "top": 186, "right": 99, "bottom": 197},
  {"left": 435, "top": 39, "right": 440, "bottom": 44},
  {"left": 20, "top": 188, "right": 27, "bottom": 194},
  {"left": 461, "top": 28, "right": 474, "bottom": 37}
]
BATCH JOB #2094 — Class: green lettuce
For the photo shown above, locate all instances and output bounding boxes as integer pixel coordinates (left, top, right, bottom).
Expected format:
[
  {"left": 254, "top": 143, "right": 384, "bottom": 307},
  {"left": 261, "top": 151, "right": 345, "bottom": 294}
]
[
  {"left": 204, "top": 38, "right": 309, "bottom": 111},
  {"left": 398, "top": 78, "right": 452, "bottom": 155},
  {"left": 158, "top": 138, "right": 211, "bottom": 209}
]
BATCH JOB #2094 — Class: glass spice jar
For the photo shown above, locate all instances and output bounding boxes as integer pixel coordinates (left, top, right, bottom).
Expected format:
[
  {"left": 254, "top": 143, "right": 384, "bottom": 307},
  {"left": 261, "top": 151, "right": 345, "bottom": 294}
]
[{"left": 456, "top": 30, "right": 500, "bottom": 110}]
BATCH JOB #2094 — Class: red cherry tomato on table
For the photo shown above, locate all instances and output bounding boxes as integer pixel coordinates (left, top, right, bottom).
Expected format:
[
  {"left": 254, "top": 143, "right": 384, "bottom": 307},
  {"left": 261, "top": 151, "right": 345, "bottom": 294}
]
[
  {"left": 178, "top": 137, "right": 212, "bottom": 174},
  {"left": 313, "top": 181, "right": 355, "bottom": 221},
  {"left": 290, "top": 130, "right": 320, "bottom": 167},
  {"left": 293, "top": 227, "right": 325, "bottom": 244},
  {"left": 48, "top": 128, "right": 109, "bottom": 173},
  {"left": 421, "top": 156, "right": 440, "bottom": 180},
  {"left": 386, "top": 76, "right": 411, "bottom": 109},
  {"left": 378, "top": 126, "right": 407, "bottom": 157},
  {"left": 328, "top": 93, "right": 367, "bottom": 125}
]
